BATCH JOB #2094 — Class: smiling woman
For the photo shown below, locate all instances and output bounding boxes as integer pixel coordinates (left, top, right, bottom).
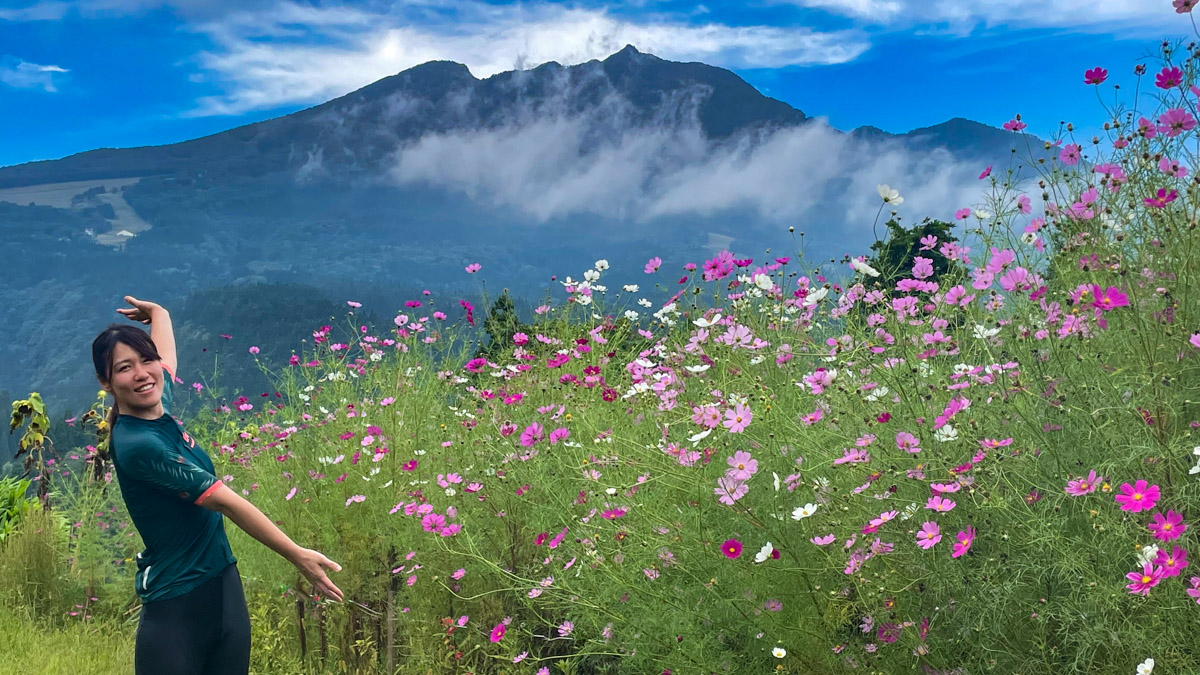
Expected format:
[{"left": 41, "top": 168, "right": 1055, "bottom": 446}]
[{"left": 90, "top": 295, "right": 344, "bottom": 675}]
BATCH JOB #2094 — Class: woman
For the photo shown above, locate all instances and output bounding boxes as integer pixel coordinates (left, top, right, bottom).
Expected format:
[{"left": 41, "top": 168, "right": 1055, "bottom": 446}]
[{"left": 93, "top": 295, "right": 344, "bottom": 675}]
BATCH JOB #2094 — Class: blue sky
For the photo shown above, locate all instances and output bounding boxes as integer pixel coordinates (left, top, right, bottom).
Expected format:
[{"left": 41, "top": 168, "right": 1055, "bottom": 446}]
[{"left": 0, "top": 0, "right": 1196, "bottom": 169}]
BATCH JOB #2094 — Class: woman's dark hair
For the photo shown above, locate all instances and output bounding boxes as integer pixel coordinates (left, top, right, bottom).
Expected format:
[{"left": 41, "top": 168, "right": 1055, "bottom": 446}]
[{"left": 92, "top": 323, "right": 161, "bottom": 434}]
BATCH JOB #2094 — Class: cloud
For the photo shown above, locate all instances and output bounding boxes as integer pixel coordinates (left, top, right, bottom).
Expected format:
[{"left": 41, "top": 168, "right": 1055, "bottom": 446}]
[
  {"left": 780, "top": 0, "right": 1185, "bottom": 34},
  {"left": 0, "top": 57, "right": 69, "bottom": 91},
  {"left": 386, "top": 76, "right": 983, "bottom": 241},
  {"left": 182, "top": 1, "right": 870, "bottom": 116}
]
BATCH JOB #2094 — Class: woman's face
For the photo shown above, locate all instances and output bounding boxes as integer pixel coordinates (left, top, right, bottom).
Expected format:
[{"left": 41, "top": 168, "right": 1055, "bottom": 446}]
[{"left": 102, "top": 342, "right": 162, "bottom": 413}]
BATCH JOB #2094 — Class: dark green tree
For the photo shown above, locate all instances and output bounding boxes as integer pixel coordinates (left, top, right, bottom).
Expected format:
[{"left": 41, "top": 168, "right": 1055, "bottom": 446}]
[
  {"left": 473, "top": 290, "right": 529, "bottom": 363},
  {"left": 868, "top": 217, "right": 961, "bottom": 287}
]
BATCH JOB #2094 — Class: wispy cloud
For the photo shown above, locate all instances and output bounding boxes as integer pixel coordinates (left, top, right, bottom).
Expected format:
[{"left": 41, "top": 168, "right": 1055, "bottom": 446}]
[
  {"left": 182, "top": 1, "right": 870, "bottom": 117},
  {"left": 386, "top": 78, "right": 982, "bottom": 236},
  {"left": 781, "top": 0, "right": 1185, "bottom": 34},
  {"left": 0, "top": 57, "right": 69, "bottom": 91}
]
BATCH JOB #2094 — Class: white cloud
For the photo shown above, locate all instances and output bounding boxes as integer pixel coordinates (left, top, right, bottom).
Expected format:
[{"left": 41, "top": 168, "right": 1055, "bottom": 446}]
[
  {"left": 781, "top": 0, "right": 1186, "bottom": 34},
  {"left": 0, "top": 57, "right": 69, "bottom": 92},
  {"left": 386, "top": 80, "right": 981, "bottom": 237},
  {"left": 182, "top": 2, "right": 870, "bottom": 116}
]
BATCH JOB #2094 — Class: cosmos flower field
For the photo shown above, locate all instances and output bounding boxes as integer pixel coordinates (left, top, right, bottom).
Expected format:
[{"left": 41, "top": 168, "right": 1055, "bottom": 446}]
[{"left": 8, "top": 14, "right": 1200, "bottom": 675}]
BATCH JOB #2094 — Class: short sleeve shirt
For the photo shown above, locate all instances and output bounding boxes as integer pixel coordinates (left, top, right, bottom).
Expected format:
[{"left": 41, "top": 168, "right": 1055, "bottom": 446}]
[{"left": 111, "top": 363, "right": 236, "bottom": 603}]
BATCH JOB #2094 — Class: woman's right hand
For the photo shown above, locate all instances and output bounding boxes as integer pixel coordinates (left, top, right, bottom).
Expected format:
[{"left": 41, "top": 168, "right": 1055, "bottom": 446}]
[
  {"left": 116, "top": 295, "right": 166, "bottom": 325},
  {"left": 291, "top": 547, "right": 344, "bottom": 603}
]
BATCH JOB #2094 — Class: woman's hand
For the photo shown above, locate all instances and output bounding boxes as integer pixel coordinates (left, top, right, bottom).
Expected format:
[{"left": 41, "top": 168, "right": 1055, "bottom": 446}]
[
  {"left": 291, "top": 548, "right": 345, "bottom": 603},
  {"left": 116, "top": 295, "right": 166, "bottom": 325}
]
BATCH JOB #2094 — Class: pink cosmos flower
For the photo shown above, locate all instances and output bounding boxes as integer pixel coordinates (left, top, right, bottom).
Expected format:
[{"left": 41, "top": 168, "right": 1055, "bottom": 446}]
[
  {"left": 723, "top": 404, "right": 753, "bottom": 433},
  {"left": 722, "top": 538, "right": 743, "bottom": 559},
  {"left": 519, "top": 422, "right": 545, "bottom": 447},
  {"left": 951, "top": 526, "right": 976, "bottom": 558},
  {"left": 1158, "top": 107, "right": 1197, "bottom": 137},
  {"left": 1059, "top": 144, "right": 1082, "bottom": 166},
  {"left": 811, "top": 533, "right": 836, "bottom": 546},
  {"left": 1003, "top": 118, "right": 1027, "bottom": 132},
  {"left": 726, "top": 450, "right": 758, "bottom": 481},
  {"left": 645, "top": 256, "right": 662, "bottom": 274},
  {"left": 1089, "top": 285, "right": 1129, "bottom": 311},
  {"left": 926, "top": 495, "right": 956, "bottom": 512},
  {"left": 1125, "top": 562, "right": 1163, "bottom": 596},
  {"left": 1147, "top": 188, "right": 1181, "bottom": 210},
  {"left": 1191, "top": 333, "right": 1200, "bottom": 349},
  {"left": 451, "top": 568, "right": 466, "bottom": 580},
  {"left": 916, "top": 521, "right": 941, "bottom": 550},
  {"left": 955, "top": 207, "right": 971, "bottom": 220},
  {"left": 1148, "top": 510, "right": 1187, "bottom": 542},
  {"left": 1156, "top": 66, "right": 1184, "bottom": 89},
  {"left": 1115, "top": 480, "right": 1160, "bottom": 512},
  {"left": 1084, "top": 66, "right": 1108, "bottom": 85},
  {"left": 1176, "top": 0, "right": 1197, "bottom": 12},
  {"left": 912, "top": 257, "right": 934, "bottom": 279},
  {"left": 1153, "top": 546, "right": 1188, "bottom": 577},
  {"left": 489, "top": 622, "right": 506, "bottom": 643},
  {"left": 714, "top": 475, "right": 748, "bottom": 505},
  {"left": 978, "top": 165, "right": 992, "bottom": 179},
  {"left": 895, "top": 431, "right": 921, "bottom": 453},
  {"left": 1064, "top": 470, "right": 1099, "bottom": 496},
  {"left": 1187, "top": 576, "right": 1200, "bottom": 604}
]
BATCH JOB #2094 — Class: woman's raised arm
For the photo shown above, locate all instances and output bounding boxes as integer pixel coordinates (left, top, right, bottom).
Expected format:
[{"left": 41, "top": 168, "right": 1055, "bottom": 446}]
[{"left": 117, "top": 295, "right": 178, "bottom": 375}]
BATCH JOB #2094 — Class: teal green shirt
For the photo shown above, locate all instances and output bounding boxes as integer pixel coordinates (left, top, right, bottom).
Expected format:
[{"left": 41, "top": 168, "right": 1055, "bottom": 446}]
[{"left": 111, "top": 363, "right": 236, "bottom": 603}]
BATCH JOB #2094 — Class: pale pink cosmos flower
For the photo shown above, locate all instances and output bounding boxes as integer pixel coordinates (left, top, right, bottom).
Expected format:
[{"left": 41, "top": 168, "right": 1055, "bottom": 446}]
[
  {"left": 1064, "top": 470, "right": 1099, "bottom": 496},
  {"left": 723, "top": 404, "right": 753, "bottom": 433},
  {"left": 726, "top": 450, "right": 758, "bottom": 481},
  {"left": 926, "top": 495, "right": 956, "bottom": 512},
  {"left": 714, "top": 475, "right": 749, "bottom": 505},
  {"left": 811, "top": 533, "right": 836, "bottom": 546},
  {"left": 916, "top": 521, "right": 941, "bottom": 550}
]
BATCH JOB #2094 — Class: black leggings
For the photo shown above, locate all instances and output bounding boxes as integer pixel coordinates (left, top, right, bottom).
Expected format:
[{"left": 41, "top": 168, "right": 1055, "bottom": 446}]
[{"left": 134, "top": 563, "right": 250, "bottom": 675}]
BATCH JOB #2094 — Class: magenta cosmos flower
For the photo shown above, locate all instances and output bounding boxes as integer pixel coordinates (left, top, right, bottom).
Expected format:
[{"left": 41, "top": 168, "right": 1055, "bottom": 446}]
[
  {"left": 951, "top": 526, "right": 976, "bottom": 558},
  {"left": 1115, "top": 480, "right": 1160, "bottom": 512},
  {"left": 1148, "top": 510, "right": 1187, "bottom": 542},
  {"left": 1187, "top": 577, "right": 1200, "bottom": 604},
  {"left": 1153, "top": 546, "right": 1188, "bottom": 577},
  {"left": 1084, "top": 66, "right": 1108, "bottom": 85},
  {"left": 1089, "top": 285, "right": 1129, "bottom": 311},
  {"left": 722, "top": 538, "right": 743, "bottom": 559},
  {"left": 916, "top": 521, "right": 941, "bottom": 550},
  {"left": 1065, "top": 470, "right": 1099, "bottom": 496},
  {"left": 1145, "top": 188, "right": 1179, "bottom": 209},
  {"left": 1125, "top": 562, "right": 1164, "bottom": 596},
  {"left": 489, "top": 622, "right": 506, "bottom": 643}
]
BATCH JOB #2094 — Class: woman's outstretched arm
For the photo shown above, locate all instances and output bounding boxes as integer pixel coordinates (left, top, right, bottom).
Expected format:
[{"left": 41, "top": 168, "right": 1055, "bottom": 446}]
[
  {"left": 198, "top": 481, "right": 345, "bottom": 603},
  {"left": 116, "top": 295, "right": 177, "bottom": 375}
]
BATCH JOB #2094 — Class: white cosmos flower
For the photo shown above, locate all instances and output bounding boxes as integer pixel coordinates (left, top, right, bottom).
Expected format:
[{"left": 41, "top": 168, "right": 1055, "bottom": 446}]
[
  {"left": 850, "top": 258, "right": 880, "bottom": 277},
  {"left": 576, "top": 294, "right": 592, "bottom": 306},
  {"left": 973, "top": 324, "right": 1001, "bottom": 339},
  {"left": 623, "top": 284, "right": 639, "bottom": 293},
  {"left": 864, "top": 386, "right": 889, "bottom": 402},
  {"left": 772, "top": 647, "right": 787, "bottom": 659},
  {"left": 694, "top": 313, "right": 723, "bottom": 327},
  {"left": 1021, "top": 232, "right": 1037, "bottom": 245},
  {"left": 749, "top": 355, "right": 765, "bottom": 365},
  {"left": 689, "top": 428, "right": 712, "bottom": 445},
  {"left": 754, "top": 273, "right": 774, "bottom": 291},
  {"left": 684, "top": 364, "right": 711, "bottom": 373},
  {"left": 933, "top": 424, "right": 958, "bottom": 443},
  {"left": 1137, "top": 544, "right": 1160, "bottom": 567},
  {"left": 624, "top": 310, "right": 639, "bottom": 321},
  {"left": 877, "top": 184, "right": 903, "bottom": 205},
  {"left": 637, "top": 298, "right": 653, "bottom": 308},
  {"left": 773, "top": 472, "right": 781, "bottom": 492},
  {"left": 802, "top": 287, "right": 829, "bottom": 308},
  {"left": 594, "top": 259, "right": 609, "bottom": 271},
  {"left": 584, "top": 269, "right": 601, "bottom": 282},
  {"left": 753, "top": 541, "right": 774, "bottom": 564},
  {"left": 1137, "top": 658, "right": 1154, "bottom": 675},
  {"left": 791, "top": 503, "right": 819, "bottom": 520},
  {"left": 974, "top": 209, "right": 992, "bottom": 220}
]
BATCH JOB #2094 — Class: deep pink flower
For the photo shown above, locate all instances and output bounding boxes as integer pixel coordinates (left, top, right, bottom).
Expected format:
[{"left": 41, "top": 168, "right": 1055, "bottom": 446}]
[
  {"left": 978, "top": 165, "right": 992, "bottom": 179},
  {"left": 916, "top": 521, "right": 941, "bottom": 550},
  {"left": 1089, "top": 285, "right": 1129, "bottom": 311},
  {"left": 1156, "top": 66, "right": 1184, "bottom": 89},
  {"left": 1084, "top": 67, "right": 1108, "bottom": 85},
  {"left": 1059, "top": 144, "right": 1081, "bottom": 166},
  {"left": 1187, "top": 576, "right": 1200, "bottom": 604},
  {"left": 1145, "top": 188, "right": 1179, "bottom": 209},
  {"left": 951, "top": 526, "right": 975, "bottom": 558},
  {"left": 722, "top": 538, "right": 743, "bottom": 559},
  {"left": 1153, "top": 546, "right": 1188, "bottom": 577},
  {"left": 1125, "top": 562, "right": 1164, "bottom": 596},
  {"left": 490, "top": 622, "right": 506, "bottom": 643},
  {"left": 1115, "top": 480, "right": 1160, "bottom": 512},
  {"left": 1003, "top": 118, "right": 1027, "bottom": 132},
  {"left": 1148, "top": 510, "right": 1187, "bottom": 542}
]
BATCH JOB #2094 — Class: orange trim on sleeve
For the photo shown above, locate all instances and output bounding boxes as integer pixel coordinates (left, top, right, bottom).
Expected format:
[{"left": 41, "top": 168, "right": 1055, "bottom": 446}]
[
  {"left": 195, "top": 480, "right": 223, "bottom": 506},
  {"left": 161, "top": 362, "right": 177, "bottom": 381}
]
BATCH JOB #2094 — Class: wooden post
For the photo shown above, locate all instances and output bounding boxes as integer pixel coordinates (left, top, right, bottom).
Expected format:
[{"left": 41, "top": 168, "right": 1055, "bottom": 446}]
[{"left": 296, "top": 596, "right": 307, "bottom": 659}]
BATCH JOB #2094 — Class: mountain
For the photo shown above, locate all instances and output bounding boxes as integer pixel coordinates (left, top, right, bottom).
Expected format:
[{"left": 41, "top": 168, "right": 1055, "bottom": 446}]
[{"left": 1, "top": 45, "right": 1045, "bottom": 418}]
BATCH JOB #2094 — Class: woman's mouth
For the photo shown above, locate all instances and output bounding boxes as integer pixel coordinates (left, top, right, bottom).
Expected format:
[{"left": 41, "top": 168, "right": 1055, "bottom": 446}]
[{"left": 134, "top": 383, "right": 155, "bottom": 394}]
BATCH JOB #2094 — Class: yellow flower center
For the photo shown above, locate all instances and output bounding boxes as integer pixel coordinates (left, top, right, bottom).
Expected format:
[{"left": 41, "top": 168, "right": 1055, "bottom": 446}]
[
  {"left": 1133, "top": 493, "right": 1143, "bottom": 501},
  {"left": 1163, "top": 523, "right": 1172, "bottom": 531},
  {"left": 1079, "top": 482, "right": 1088, "bottom": 490},
  {"left": 1141, "top": 575, "right": 1152, "bottom": 583}
]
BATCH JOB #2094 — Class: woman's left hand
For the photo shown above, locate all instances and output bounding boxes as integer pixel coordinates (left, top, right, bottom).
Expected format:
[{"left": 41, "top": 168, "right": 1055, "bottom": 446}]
[{"left": 116, "top": 295, "right": 166, "bottom": 325}]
